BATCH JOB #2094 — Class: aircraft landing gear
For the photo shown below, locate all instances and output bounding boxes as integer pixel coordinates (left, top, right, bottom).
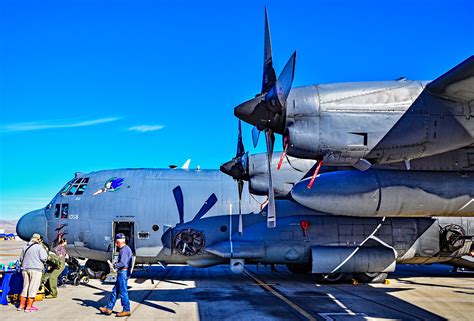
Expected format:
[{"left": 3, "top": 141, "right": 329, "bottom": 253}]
[
  {"left": 84, "top": 259, "right": 110, "bottom": 279},
  {"left": 353, "top": 272, "right": 388, "bottom": 284},
  {"left": 286, "top": 263, "right": 312, "bottom": 274},
  {"left": 312, "top": 273, "right": 349, "bottom": 283}
]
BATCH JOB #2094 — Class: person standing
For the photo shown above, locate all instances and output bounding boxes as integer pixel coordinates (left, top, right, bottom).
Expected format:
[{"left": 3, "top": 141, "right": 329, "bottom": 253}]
[
  {"left": 18, "top": 233, "right": 48, "bottom": 312},
  {"left": 54, "top": 238, "right": 69, "bottom": 287},
  {"left": 41, "top": 241, "right": 65, "bottom": 298},
  {"left": 99, "top": 233, "right": 133, "bottom": 317}
]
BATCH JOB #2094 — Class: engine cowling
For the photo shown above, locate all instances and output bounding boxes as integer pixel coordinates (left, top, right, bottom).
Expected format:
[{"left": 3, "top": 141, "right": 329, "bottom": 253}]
[{"left": 248, "top": 153, "right": 315, "bottom": 198}]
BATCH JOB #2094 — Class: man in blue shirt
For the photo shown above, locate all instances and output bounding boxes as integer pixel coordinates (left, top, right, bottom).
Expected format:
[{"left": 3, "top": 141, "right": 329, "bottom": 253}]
[{"left": 99, "top": 233, "right": 133, "bottom": 317}]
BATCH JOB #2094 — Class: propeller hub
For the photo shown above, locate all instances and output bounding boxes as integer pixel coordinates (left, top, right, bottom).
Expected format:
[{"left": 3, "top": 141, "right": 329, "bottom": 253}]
[
  {"left": 234, "top": 97, "right": 286, "bottom": 134},
  {"left": 220, "top": 157, "right": 249, "bottom": 181}
]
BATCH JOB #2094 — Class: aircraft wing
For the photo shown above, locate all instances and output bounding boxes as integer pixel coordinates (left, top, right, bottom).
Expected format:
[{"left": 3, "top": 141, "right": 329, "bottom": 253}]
[
  {"left": 366, "top": 56, "right": 474, "bottom": 164},
  {"left": 426, "top": 55, "right": 474, "bottom": 102}
]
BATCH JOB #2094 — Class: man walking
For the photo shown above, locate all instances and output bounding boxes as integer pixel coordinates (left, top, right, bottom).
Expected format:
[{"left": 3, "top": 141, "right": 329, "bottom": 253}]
[
  {"left": 18, "top": 233, "right": 48, "bottom": 312},
  {"left": 99, "top": 233, "right": 133, "bottom": 317}
]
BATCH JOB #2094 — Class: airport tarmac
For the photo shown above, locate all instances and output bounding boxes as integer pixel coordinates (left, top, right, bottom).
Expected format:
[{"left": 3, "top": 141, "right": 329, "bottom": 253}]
[{"left": 1, "top": 241, "right": 473, "bottom": 320}]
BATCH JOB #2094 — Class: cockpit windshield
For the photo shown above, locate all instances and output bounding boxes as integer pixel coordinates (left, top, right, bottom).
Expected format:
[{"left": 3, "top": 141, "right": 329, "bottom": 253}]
[{"left": 61, "top": 177, "right": 90, "bottom": 196}]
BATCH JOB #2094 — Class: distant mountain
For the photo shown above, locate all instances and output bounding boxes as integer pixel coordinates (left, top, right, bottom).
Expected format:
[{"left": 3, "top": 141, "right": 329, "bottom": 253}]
[{"left": 0, "top": 220, "right": 18, "bottom": 234}]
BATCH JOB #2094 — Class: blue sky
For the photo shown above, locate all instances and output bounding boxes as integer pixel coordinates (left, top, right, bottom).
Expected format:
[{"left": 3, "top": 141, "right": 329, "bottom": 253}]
[{"left": 0, "top": 0, "right": 473, "bottom": 220}]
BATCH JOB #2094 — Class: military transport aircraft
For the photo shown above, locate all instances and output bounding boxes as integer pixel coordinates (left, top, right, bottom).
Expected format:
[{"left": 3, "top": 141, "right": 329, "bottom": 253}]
[
  {"left": 16, "top": 9, "right": 474, "bottom": 284},
  {"left": 234, "top": 9, "right": 474, "bottom": 229},
  {"left": 16, "top": 122, "right": 474, "bottom": 284}
]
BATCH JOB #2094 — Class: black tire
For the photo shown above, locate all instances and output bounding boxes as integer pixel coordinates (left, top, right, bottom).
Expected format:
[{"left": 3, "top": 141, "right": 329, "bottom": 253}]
[
  {"left": 286, "top": 263, "right": 312, "bottom": 274},
  {"left": 84, "top": 260, "right": 110, "bottom": 279},
  {"left": 313, "top": 273, "right": 347, "bottom": 283},
  {"left": 353, "top": 272, "right": 388, "bottom": 284}
]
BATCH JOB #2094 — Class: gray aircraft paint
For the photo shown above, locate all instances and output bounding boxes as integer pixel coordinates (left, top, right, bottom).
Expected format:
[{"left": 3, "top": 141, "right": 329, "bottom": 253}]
[{"left": 16, "top": 166, "right": 474, "bottom": 273}]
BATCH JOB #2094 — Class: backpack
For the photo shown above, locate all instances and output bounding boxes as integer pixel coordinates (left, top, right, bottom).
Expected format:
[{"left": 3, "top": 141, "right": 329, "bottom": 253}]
[{"left": 46, "top": 252, "right": 62, "bottom": 271}]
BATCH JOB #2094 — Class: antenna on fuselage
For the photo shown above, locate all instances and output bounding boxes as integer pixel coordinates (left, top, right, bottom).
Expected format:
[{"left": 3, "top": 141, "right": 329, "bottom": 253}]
[{"left": 181, "top": 159, "right": 191, "bottom": 169}]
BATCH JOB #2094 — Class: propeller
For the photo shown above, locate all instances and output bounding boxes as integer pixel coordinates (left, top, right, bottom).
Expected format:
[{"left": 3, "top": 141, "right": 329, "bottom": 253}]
[
  {"left": 220, "top": 120, "right": 249, "bottom": 234},
  {"left": 193, "top": 194, "right": 218, "bottom": 221},
  {"left": 173, "top": 186, "right": 185, "bottom": 224},
  {"left": 265, "top": 129, "right": 276, "bottom": 227},
  {"left": 252, "top": 126, "right": 261, "bottom": 148},
  {"left": 172, "top": 185, "right": 218, "bottom": 225},
  {"left": 233, "top": 8, "right": 296, "bottom": 228}
]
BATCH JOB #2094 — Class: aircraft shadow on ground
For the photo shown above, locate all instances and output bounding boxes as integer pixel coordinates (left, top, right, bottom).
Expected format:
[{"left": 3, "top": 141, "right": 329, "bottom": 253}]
[{"left": 67, "top": 264, "right": 473, "bottom": 320}]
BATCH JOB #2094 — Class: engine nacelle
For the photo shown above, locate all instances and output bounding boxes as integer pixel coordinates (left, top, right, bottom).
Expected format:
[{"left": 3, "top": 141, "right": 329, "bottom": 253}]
[
  {"left": 248, "top": 153, "right": 315, "bottom": 198},
  {"left": 285, "top": 81, "right": 474, "bottom": 165}
]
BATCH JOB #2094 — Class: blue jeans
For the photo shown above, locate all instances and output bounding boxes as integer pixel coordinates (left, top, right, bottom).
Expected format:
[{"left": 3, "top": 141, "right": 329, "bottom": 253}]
[{"left": 106, "top": 270, "right": 130, "bottom": 312}]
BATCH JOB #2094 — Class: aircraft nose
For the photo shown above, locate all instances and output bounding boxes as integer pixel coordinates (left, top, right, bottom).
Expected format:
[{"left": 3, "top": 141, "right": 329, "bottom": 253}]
[{"left": 16, "top": 208, "right": 47, "bottom": 242}]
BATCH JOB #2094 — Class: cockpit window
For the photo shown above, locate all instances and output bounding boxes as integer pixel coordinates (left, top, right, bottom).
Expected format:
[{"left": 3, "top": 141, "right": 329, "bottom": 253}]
[
  {"left": 54, "top": 203, "right": 69, "bottom": 219},
  {"left": 54, "top": 204, "right": 61, "bottom": 219},
  {"left": 61, "top": 177, "right": 90, "bottom": 196},
  {"left": 59, "top": 181, "right": 72, "bottom": 194}
]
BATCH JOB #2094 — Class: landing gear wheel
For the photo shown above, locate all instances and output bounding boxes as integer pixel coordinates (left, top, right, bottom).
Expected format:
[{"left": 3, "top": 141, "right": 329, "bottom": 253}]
[
  {"left": 286, "top": 263, "right": 311, "bottom": 274},
  {"left": 84, "top": 260, "right": 110, "bottom": 279},
  {"left": 313, "top": 273, "right": 347, "bottom": 283},
  {"left": 353, "top": 272, "right": 388, "bottom": 284}
]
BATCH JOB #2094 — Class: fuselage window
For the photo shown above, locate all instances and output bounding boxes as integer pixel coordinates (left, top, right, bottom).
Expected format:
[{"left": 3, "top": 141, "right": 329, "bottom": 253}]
[
  {"left": 54, "top": 204, "right": 61, "bottom": 219},
  {"left": 61, "top": 177, "right": 90, "bottom": 196},
  {"left": 61, "top": 204, "right": 69, "bottom": 219},
  {"left": 54, "top": 203, "right": 69, "bottom": 219}
]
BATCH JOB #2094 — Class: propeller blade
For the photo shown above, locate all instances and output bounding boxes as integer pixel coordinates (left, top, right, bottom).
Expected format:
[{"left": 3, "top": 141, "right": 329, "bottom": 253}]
[
  {"left": 220, "top": 122, "right": 249, "bottom": 181},
  {"left": 252, "top": 126, "right": 261, "bottom": 148},
  {"left": 238, "top": 179, "right": 244, "bottom": 234},
  {"left": 172, "top": 186, "right": 185, "bottom": 224},
  {"left": 242, "top": 151, "right": 249, "bottom": 171},
  {"left": 276, "top": 51, "right": 296, "bottom": 106},
  {"left": 192, "top": 193, "right": 218, "bottom": 221},
  {"left": 265, "top": 129, "right": 276, "bottom": 228},
  {"left": 237, "top": 120, "right": 245, "bottom": 157},
  {"left": 262, "top": 7, "right": 277, "bottom": 94}
]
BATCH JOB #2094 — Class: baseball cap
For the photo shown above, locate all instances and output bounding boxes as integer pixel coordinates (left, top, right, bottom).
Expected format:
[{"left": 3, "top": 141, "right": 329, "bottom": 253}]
[
  {"left": 115, "top": 233, "right": 126, "bottom": 240},
  {"left": 31, "top": 233, "right": 41, "bottom": 242}
]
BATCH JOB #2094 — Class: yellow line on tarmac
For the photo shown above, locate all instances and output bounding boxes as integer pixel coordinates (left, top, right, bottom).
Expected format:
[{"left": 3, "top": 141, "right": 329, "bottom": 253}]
[{"left": 243, "top": 270, "right": 317, "bottom": 321}]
